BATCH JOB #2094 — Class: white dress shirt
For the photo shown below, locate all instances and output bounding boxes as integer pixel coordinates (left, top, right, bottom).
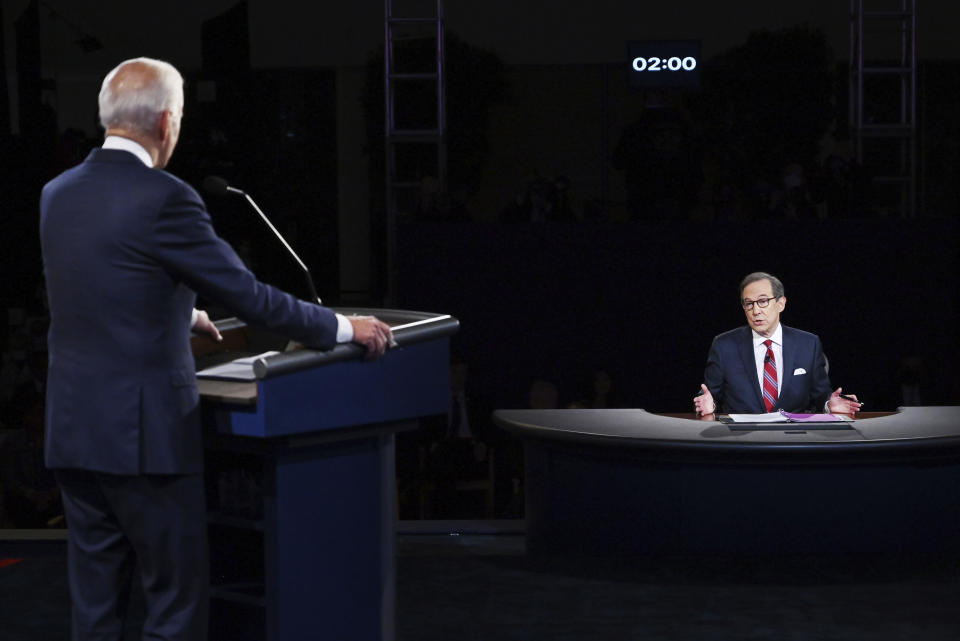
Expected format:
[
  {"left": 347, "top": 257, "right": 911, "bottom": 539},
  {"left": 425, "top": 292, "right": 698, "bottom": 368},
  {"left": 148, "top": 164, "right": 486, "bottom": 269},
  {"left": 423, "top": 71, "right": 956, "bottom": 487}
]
[{"left": 102, "top": 135, "right": 153, "bottom": 166}]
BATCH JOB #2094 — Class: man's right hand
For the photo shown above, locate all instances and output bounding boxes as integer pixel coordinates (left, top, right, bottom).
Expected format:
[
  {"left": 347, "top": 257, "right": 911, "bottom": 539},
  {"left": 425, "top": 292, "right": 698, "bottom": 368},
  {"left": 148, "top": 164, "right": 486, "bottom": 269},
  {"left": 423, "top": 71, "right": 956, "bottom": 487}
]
[
  {"left": 349, "top": 315, "right": 394, "bottom": 359},
  {"left": 693, "top": 383, "right": 715, "bottom": 416}
]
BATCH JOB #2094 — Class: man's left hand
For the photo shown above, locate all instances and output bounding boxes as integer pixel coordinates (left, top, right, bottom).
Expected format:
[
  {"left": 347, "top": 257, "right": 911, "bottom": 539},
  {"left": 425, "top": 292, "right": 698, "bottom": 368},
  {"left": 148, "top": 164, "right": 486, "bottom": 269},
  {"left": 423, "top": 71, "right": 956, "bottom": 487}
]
[
  {"left": 828, "top": 387, "right": 861, "bottom": 414},
  {"left": 192, "top": 309, "right": 222, "bottom": 342},
  {"left": 349, "top": 315, "right": 394, "bottom": 359}
]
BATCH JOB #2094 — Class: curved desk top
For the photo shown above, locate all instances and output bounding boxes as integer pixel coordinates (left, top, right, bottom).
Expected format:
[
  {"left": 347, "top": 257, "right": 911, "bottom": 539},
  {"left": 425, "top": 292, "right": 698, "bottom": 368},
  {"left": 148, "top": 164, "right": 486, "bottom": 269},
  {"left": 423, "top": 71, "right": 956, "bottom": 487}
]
[
  {"left": 502, "top": 407, "right": 960, "bottom": 556},
  {"left": 493, "top": 407, "right": 960, "bottom": 461}
]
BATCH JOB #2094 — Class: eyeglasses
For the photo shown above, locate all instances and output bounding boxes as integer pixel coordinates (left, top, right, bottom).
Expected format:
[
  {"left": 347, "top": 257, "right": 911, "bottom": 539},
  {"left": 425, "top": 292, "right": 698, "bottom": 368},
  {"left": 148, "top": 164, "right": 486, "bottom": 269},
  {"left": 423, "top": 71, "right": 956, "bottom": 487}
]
[{"left": 742, "top": 296, "right": 780, "bottom": 311}]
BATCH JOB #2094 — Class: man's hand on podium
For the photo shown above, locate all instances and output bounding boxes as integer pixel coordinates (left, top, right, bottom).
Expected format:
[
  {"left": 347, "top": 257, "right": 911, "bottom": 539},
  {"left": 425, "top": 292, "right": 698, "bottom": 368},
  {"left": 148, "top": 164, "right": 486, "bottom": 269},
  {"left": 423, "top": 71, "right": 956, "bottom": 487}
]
[
  {"left": 349, "top": 315, "right": 394, "bottom": 359},
  {"left": 192, "top": 309, "right": 223, "bottom": 342}
]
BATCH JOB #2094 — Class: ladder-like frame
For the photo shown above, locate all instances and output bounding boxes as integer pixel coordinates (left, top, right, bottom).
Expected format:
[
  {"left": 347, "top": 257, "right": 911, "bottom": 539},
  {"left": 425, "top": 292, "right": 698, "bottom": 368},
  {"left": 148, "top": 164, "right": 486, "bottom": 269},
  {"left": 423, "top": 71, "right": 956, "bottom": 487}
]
[
  {"left": 384, "top": 0, "right": 446, "bottom": 303},
  {"left": 849, "top": 0, "right": 918, "bottom": 217}
]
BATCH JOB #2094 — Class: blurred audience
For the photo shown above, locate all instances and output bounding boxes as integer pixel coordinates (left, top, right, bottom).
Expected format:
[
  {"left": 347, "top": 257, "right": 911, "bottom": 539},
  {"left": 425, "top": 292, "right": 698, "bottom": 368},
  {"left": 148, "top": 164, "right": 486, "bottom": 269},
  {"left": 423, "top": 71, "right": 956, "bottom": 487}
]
[
  {"left": 612, "top": 92, "right": 700, "bottom": 221},
  {"left": 499, "top": 174, "right": 577, "bottom": 223},
  {"left": 770, "top": 162, "right": 818, "bottom": 220},
  {"left": 1, "top": 302, "right": 58, "bottom": 528},
  {"left": 416, "top": 176, "right": 470, "bottom": 221},
  {"left": 899, "top": 356, "right": 925, "bottom": 407},
  {"left": 398, "top": 353, "right": 494, "bottom": 519},
  {"left": 567, "top": 368, "right": 618, "bottom": 409}
]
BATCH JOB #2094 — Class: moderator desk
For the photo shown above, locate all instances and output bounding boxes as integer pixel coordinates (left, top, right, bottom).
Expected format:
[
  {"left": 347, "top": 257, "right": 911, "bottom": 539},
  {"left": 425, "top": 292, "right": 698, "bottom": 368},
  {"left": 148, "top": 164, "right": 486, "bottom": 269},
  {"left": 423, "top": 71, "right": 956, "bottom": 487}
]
[
  {"left": 196, "top": 308, "right": 457, "bottom": 641},
  {"left": 493, "top": 408, "right": 960, "bottom": 558}
]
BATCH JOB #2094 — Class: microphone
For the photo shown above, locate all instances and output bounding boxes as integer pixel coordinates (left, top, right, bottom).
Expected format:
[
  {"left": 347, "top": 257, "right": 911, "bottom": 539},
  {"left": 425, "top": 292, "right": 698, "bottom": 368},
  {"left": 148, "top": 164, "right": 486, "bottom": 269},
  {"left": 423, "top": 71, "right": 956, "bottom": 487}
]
[
  {"left": 203, "top": 176, "right": 322, "bottom": 305},
  {"left": 202, "top": 175, "right": 244, "bottom": 197}
]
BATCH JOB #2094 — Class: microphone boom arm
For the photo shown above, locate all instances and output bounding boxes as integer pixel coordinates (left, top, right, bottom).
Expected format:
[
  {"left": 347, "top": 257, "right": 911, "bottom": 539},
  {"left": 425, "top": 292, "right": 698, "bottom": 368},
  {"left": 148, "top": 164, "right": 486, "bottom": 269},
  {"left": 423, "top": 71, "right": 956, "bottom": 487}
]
[
  {"left": 203, "top": 175, "right": 322, "bottom": 305},
  {"left": 241, "top": 190, "right": 321, "bottom": 305}
]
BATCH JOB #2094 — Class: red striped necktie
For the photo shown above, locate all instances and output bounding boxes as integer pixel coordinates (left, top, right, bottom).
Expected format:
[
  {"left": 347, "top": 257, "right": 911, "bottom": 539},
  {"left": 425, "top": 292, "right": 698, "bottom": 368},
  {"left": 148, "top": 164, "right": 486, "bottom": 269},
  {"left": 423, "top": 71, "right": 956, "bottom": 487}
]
[{"left": 762, "top": 339, "right": 778, "bottom": 412}]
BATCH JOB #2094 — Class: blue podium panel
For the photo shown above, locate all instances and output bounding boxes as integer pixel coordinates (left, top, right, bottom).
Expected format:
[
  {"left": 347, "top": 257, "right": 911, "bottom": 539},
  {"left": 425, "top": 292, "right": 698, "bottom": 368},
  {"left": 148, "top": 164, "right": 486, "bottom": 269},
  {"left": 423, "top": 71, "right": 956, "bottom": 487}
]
[
  {"left": 218, "top": 339, "right": 449, "bottom": 438},
  {"left": 266, "top": 434, "right": 393, "bottom": 641},
  {"left": 199, "top": 309, "right": 457, "bottom": 641}
]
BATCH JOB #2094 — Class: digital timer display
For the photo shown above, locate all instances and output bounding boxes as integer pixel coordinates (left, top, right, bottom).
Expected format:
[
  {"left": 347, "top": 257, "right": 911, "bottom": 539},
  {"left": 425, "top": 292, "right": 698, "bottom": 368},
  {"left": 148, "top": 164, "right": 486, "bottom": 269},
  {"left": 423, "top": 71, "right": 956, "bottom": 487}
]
[
  {"left": 632, "top": 56, "right": 697, "bottom": 72},
  {"left": 627, "top": 40, "right": 702, "bottom": 89}
]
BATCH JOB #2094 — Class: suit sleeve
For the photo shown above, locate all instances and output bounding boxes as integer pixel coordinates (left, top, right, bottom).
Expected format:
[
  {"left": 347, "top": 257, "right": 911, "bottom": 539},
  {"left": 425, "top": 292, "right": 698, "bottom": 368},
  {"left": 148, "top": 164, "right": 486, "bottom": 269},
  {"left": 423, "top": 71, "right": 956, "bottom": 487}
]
[
  {"left": 703, "top": 336, "right": 726, "bottom": 410},
  {"left": 809, "top": 336, "right": 833, "bottom": 411},
  {"left": 151, "top": 180, "right": 339, "bottom": 349}
]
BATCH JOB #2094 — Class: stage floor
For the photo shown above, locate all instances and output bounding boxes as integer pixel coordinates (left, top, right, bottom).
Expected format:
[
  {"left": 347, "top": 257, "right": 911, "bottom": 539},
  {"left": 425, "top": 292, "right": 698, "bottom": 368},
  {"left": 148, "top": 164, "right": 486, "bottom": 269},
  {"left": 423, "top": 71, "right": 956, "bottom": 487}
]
[{"left": 3, "top": 533, "right": 959, "bottom": 640}]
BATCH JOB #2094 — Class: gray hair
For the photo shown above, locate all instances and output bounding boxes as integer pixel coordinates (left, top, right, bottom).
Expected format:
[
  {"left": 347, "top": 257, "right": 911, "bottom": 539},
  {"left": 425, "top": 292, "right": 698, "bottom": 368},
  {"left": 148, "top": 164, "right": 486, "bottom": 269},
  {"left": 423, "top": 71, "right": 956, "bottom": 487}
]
[
  {"left": 98, "top": 57, "right": 183, "bottom": 134},
  {"left": 739, "top": 271, "right": 785, "bottom": 299}
]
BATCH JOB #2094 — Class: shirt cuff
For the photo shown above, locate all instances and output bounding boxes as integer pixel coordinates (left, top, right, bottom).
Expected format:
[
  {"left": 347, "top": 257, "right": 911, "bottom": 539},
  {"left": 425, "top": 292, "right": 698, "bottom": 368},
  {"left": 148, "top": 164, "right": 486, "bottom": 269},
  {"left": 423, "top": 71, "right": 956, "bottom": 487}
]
[
  {"left": 335, "top": 313, "right": 354, "bottom": 343},
  {"left": 190, "top": 308, "right": 199, "bottom": 328}
]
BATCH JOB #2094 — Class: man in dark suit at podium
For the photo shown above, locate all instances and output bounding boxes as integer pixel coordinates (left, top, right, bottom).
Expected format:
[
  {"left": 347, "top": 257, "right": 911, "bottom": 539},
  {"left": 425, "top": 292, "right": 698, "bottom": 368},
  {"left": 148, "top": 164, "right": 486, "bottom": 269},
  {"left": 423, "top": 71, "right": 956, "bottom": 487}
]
[
  {"left": 693, "top": 272, "right": 861, "bottom": 416},
  {"left": 40, "top": 57, "right": 393, "bottom": 641}
]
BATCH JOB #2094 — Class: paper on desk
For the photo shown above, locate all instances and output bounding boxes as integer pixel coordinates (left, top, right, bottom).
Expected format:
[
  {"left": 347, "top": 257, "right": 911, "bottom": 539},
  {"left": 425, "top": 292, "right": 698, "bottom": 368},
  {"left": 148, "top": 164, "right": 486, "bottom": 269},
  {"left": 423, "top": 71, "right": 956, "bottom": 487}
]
[
  {"left": 779, "top": 410, "right": 852, "bottom": 422},
  {"left": 726, "top": 412, "right": 787, "bottom": 423},
  {"left": 726, "top": 410, "right": 851, "bottom": 423},
  {"left": 196, "top": 351, "right": 280, "bottom": 381}
]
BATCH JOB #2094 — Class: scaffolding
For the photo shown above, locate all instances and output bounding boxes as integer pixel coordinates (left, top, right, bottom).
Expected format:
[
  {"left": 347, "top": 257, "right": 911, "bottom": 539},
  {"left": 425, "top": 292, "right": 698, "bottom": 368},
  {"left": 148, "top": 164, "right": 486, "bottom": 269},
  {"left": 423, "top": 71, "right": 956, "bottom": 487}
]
[
  {"left": 384, "top": 0, "right": 446, "bottom": 303},
  {"left": 849, "top": 0, "right": 918, "bottom": 217}
]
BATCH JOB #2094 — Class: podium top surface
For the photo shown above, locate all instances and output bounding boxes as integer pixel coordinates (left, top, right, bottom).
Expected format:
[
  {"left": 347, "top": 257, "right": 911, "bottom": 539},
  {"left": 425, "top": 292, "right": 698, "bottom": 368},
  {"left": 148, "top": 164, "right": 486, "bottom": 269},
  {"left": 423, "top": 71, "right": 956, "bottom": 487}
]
[
  {"left": 194, "top": 308, "right": 458, "bottom": 383},
  {"left": 197, "top": 309, "right": 456, "bottom": 436}
]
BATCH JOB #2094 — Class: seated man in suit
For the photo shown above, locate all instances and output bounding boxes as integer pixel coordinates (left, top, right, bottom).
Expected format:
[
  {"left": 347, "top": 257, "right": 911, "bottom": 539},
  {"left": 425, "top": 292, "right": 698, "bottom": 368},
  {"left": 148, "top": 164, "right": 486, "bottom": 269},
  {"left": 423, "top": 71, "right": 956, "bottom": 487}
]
[{"left": 693, "top": 272, "right": 861, "bottom": 416}]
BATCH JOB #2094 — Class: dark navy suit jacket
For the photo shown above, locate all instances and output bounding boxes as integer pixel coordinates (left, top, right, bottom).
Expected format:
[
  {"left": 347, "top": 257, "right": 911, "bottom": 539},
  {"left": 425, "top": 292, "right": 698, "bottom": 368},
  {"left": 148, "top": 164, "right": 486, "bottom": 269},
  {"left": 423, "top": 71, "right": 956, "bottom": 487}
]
[
  {"left": 40, "top": 148, "right": 339, "bottom": 475},
  {"left": 704, "top": 325, "right": 832, "bottom": 414}
]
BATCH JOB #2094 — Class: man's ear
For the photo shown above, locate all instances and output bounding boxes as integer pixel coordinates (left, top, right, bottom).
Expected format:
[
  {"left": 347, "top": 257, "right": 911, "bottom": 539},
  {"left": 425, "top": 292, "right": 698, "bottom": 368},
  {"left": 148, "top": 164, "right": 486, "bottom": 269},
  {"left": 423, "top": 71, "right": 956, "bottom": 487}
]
[
  {"left": 156, "top": 110, "right": 171, "bottom": 142},
  {"left": 778, "top": 296, "right": 787, "bottom": 312}
]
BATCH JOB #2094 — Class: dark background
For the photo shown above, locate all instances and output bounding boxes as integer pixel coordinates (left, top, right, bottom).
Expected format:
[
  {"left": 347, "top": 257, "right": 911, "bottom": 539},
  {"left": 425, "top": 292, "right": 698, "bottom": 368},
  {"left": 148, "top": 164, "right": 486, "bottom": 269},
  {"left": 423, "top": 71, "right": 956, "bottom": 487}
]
[
  {"left": 0, "top": 2, "right": 957, "bottom": 523},
  {"left": 396, "top": 218, "right": 957, "bottom": 412}
]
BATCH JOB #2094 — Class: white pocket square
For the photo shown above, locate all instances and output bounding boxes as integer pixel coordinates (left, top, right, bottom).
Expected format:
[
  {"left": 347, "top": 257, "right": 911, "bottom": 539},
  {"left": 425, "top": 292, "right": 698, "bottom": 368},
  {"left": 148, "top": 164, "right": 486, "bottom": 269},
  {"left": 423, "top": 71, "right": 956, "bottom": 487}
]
[{"left": 793, "top": 368, "right": 807, "bottom": 375}]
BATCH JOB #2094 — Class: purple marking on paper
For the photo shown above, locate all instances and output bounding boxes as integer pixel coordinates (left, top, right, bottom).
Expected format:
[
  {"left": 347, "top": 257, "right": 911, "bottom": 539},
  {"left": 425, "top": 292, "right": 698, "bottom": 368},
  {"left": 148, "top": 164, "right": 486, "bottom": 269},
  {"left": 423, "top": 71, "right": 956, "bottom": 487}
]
[{"left": 779, "top": 410, "right": 843, "bottom": 422}]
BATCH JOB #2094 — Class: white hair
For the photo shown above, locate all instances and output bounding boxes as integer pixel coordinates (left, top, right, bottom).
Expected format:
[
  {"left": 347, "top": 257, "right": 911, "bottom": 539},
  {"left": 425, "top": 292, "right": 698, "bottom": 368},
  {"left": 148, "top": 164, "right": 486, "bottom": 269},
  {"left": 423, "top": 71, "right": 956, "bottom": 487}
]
[{"left": 98, "top": 57, "right": 183, "bottom": 133}]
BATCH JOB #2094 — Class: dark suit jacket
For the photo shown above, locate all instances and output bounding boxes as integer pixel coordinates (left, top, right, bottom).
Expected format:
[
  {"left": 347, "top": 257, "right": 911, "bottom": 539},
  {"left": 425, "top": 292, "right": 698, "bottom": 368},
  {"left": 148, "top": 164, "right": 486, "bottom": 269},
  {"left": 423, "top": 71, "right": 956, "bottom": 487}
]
[
  {"left": 40, "top": 148, "right": 339, "bottom": 475},
  {"left": 704, "top": 325, "right": 832, "bottom": 413}
]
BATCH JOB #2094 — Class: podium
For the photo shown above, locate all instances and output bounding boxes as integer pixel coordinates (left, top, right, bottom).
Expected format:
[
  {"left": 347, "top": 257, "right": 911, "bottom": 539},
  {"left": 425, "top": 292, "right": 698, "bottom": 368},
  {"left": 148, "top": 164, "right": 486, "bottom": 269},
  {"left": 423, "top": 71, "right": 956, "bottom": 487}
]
[{"left": 195, "top": 309, "right": 458, "bottom": 641}]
